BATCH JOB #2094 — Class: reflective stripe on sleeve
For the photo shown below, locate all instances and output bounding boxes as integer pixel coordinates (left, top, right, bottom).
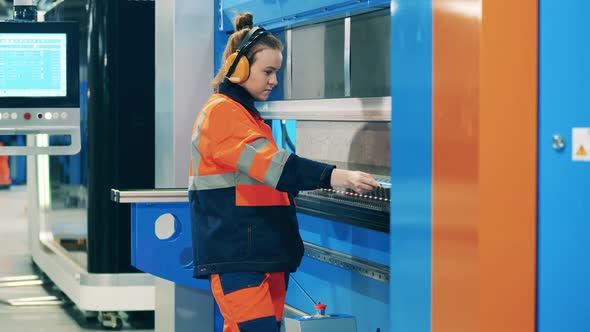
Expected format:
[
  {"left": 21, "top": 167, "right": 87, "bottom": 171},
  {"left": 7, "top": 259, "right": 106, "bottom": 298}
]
[
  {"left": 237, "top": 138, "right": 271, "bottom": 174},
  {"left": 189, "top": 172, "right": 237, "bottom": 190},
  {"left": 263, "top": 149, "right": 291, "bottom": 189},
  {"left": 189, "top": 172, "right": 268, "bottom": 191}
]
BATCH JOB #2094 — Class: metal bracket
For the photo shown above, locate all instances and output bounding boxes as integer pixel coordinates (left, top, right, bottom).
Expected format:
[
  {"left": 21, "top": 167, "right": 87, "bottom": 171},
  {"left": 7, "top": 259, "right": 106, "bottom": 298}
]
[{"left": 303, "top": 242, "right": 389, "bottom": 283}]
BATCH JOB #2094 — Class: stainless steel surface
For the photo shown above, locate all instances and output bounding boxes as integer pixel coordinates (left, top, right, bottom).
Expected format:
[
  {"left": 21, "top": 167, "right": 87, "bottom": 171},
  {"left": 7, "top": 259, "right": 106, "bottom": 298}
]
[
  {"left": 297, "top": 121, "right": 390, "bottom": 168},
  {"left": 350, "top": 9, "right": 391, "bottom": 97},
  {"left": 552, "top": 134, "right": 565, "bottom": 151},
  {"left": 284, "top": 304, "right": 309, "bottom": 317},
  {"left": 303, "top": 242, "right": 389, "bottom": 283},
  {"left": 257, "top": 97, "right": 391, "bottom": 121},
  {"left": 344, "top": 17, "right": 351, "bottom": 97},
  {"left": 284, "top": 315, "right": 357, "bottom": 332},
  {"left": 277, "top": 10, "right": 390, "bottom": 100},
  {"left": 284, "top": 29, "right": 293, "bottom": 100},
  {"left": 111, "top": 189, "right": 189, "bottom": 203},
  {"left": 290, "top": 19, "right": 345, "bottom": 99}
]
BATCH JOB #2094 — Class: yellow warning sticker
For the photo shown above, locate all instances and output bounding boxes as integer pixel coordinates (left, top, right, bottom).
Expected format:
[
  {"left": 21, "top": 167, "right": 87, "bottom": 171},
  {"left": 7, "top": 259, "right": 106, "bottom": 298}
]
[{"left": 572, "top": 128, "right": 590, "bottom": 162}]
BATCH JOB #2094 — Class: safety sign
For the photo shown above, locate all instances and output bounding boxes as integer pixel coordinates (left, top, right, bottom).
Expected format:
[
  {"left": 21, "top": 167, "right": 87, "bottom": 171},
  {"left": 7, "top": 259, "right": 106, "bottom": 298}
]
[{"left": 572, "top": 128, "right": 590, "bottom": 162}]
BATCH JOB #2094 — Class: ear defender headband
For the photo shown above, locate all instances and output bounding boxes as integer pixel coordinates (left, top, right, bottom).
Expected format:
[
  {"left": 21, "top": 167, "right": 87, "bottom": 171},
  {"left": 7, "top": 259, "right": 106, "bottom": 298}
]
[{"left": 224, "top": 26, "right": 269, "bottom": 83}]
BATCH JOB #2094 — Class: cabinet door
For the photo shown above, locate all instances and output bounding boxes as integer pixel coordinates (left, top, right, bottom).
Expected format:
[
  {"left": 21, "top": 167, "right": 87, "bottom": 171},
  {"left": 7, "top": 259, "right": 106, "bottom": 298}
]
[{"left": 538, "top": 2, "right": 590, "bottom": 331}]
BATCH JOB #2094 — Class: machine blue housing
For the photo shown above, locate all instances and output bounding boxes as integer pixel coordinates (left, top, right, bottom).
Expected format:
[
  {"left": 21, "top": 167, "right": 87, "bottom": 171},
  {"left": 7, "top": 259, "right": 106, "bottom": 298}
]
[
  {"left": 220, "top": 0, "right": 390, "bottom": 31},
  {"left": 130, "top": 202, "right": 210, "bottom": 290}
]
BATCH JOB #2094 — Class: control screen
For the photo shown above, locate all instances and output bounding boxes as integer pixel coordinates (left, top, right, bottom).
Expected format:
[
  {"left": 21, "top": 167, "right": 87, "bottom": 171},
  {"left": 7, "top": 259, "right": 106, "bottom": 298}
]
[{"left": 0, "top": 33, "right": 67, "bottom": 97}]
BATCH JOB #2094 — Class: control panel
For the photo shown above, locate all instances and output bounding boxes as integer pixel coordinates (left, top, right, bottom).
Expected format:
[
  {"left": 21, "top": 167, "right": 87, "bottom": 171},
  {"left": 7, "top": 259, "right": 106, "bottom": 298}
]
[
  {"left": 0, "top": 107, "right": 80, "bottom": 155},
  {"left": 0, "top": 22, "right": 81, "bottom": 155}
]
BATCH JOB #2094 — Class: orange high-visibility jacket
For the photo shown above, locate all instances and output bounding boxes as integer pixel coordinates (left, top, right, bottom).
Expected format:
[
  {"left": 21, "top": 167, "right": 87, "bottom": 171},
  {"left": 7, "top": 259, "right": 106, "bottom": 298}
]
[{"left": 188, "top": 85, "right": 334, "bottom": 278}]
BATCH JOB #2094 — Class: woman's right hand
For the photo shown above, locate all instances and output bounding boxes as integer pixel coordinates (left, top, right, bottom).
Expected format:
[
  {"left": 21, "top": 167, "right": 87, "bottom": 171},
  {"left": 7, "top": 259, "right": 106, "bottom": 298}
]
[{"left": 330, "top": 169, "right": 380, "bottom": 193}]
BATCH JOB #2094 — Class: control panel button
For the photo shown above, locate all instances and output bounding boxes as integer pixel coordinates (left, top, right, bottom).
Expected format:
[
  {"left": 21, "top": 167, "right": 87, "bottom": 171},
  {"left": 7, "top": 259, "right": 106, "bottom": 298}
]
[
  {"left": 24, "top": 112, "right": 31, "bottom": 120},
  {"left": 44, "top": 112, "right": 52, "bottom": 120},
  {"left": 2, "top": 113, "right": 8, "bottom": 119},
  {"left": 10, "top": 113, "right": 17, "bottom": 120}
]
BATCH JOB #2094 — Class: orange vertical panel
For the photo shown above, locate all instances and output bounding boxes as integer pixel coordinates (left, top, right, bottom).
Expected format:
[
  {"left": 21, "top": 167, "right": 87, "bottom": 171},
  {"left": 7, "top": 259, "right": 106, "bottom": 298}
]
[
  {"left": 480, "top": 0, "right": 537, "bottom": 331},
  {"left": 434, "top": 0, "right": 537, "bottom": 331},
  {"left": 432, "top": 1, "right": 480, "bottom": 331}
]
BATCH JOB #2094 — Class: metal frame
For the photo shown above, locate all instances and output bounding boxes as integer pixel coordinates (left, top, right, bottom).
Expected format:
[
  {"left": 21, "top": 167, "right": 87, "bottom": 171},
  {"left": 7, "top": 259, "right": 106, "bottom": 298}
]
[
  {"left": 26, "top": 148, "right": 155, "bottom": 312},
  {"left": 112, "top": 189, "right": 388, "bottom": 285},
  {"left": 304, "top": 242, "right": 389, "bottom": 283},
  {"left": 0, "top": 108, "right": 81, "bottom": 155},
  {"left": 111, "top": 188, "right": 188, "bottom": 203},
  {"left": 344, "top": 17, "right": 351, "bottom": 97},
  {"left": 257, "top": 96, "right": 391, "bottom": 121}
]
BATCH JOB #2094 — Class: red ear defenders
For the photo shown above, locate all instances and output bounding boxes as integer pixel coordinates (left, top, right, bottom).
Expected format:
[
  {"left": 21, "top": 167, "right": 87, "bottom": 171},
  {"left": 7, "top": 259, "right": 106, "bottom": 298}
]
[{"left": 224, "top": 26, "right": 269, "bottom": 83}]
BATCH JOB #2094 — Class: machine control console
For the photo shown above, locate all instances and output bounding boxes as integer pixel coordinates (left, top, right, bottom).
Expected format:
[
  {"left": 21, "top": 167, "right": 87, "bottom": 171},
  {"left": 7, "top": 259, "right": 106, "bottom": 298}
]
[
  {"left": 0, "top": 22, "right": 80, "bottom": 156},
  {"left": 0, "top": 107, "right": 80, "bottom": 155}
]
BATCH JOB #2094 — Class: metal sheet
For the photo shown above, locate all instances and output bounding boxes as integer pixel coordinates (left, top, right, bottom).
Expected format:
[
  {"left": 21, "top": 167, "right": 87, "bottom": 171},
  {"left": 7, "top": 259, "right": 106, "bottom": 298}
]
[
  {"left": 257, "top": 97, "right": 391, "bottom": 121},
  {"left": 111, "top": 189, "right": 189, "bottom": 203},
  {"left": 291, "top": 19, "right": 345, "bottom": 99},
  {"left": 296, "top": 121, "right": 390, "bottom": 169},
  {"left": 350, "top": 10, "right": 390, "bottom": 97}
]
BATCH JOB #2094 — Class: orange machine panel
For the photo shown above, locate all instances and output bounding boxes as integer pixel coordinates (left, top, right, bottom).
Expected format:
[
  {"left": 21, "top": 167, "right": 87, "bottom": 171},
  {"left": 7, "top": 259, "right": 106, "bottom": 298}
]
[{"left": 433, "top": 0, "right": 537, "bottom": 331}]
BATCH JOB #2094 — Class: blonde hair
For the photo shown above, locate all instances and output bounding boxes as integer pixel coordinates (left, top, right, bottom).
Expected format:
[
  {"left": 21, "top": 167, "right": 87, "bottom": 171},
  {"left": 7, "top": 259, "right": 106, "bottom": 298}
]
[{"left": 212, "top": 12, "right": 283, "bottom": 90}]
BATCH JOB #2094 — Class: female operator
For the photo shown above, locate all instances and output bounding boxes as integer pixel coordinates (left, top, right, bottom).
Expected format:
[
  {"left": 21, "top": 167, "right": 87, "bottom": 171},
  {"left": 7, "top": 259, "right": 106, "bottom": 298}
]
[{"left": 188, "top": 13, "right": 380, "bottom": 332}]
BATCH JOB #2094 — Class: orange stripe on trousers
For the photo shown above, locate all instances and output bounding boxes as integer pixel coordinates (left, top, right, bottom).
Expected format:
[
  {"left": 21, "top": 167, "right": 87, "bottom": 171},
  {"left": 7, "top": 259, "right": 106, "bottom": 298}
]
[{"left": 210, "top": 272, "right": 287, "bottom": 332}]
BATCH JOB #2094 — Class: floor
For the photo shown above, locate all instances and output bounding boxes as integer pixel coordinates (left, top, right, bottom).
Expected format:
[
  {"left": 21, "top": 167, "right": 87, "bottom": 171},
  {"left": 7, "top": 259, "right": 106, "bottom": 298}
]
[{"left": 0, "top": 186, "right": 154, "bottom": 332}]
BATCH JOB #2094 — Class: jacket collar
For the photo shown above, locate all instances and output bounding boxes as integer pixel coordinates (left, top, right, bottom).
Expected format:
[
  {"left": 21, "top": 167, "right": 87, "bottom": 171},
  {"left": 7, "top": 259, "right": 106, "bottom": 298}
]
[{"left": 218, "top": 80, "right": 261, "bottom": 119}]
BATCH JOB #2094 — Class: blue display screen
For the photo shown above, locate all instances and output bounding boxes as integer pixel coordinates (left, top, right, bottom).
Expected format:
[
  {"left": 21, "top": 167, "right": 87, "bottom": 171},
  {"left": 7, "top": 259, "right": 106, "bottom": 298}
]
[{"left": 0, "top": 33, "right": 67, "bottom": 97}]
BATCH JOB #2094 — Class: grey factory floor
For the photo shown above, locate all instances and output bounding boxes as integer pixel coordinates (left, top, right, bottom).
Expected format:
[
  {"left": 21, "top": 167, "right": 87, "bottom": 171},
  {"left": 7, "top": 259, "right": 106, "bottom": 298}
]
[{"left": 0, "top": 185, "right": 154, "bottom": 332}]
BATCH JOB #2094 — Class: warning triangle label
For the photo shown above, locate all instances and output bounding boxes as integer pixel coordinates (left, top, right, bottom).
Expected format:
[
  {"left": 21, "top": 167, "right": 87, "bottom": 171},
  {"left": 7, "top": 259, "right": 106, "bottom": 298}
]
[{"left": 576, "top": 145, "right": 587, "bottom": 156}]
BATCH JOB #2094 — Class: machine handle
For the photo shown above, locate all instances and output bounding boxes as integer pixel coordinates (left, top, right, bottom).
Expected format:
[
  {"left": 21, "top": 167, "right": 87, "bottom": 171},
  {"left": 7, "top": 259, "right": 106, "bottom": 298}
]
[
  {"left": 110, "top": 188, "right": 189, "bottom": 203},
  {"left": 0, "top": 128, "right": 81, "bottom": 156},
  {"left": 0, "top": 108, "right": 82, "bottom": 155}
]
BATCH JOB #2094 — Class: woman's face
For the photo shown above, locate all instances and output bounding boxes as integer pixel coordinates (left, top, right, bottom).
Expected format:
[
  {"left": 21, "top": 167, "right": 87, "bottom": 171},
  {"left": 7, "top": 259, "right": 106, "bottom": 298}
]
[{"left": 241, "top": 47, "right": 282, "bottom": 101}]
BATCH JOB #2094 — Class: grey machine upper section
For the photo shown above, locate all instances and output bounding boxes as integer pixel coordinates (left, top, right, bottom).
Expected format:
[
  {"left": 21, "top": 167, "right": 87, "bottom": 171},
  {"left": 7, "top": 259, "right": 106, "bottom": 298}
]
[
  {"left": 154, "top": 1, "right": 215, "bottom": 332},
  {"left": 155, "top": 0, "right": 214, "bottom": 188}
]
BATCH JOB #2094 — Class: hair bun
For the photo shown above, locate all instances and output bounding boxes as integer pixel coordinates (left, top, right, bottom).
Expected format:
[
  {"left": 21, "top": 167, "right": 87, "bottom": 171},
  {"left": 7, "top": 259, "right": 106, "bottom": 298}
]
[{"left": 234, "top": 12, "right": 254, "bottom": 31}]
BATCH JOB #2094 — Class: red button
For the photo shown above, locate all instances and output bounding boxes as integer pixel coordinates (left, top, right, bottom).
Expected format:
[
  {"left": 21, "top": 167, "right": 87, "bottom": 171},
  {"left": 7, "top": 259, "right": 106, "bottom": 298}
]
[{"left": 24, "top": 112, "right": 31, "bottom": 120}]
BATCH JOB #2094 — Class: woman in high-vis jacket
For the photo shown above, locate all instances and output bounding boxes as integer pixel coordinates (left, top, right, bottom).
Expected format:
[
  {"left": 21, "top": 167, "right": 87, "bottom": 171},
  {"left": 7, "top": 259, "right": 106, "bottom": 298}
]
[{"left": 189, "top": 13, "right": 380, "bottom": 332}]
